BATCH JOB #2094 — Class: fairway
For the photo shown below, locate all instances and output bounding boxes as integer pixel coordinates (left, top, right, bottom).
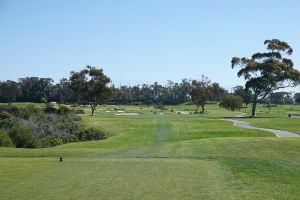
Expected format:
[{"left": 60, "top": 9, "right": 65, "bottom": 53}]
[
  {"left": 2, "top": 1, "right": 300, "bottom": 199},
  {"left": 1, "top": 105, "right": 300, "bottom": 200}
]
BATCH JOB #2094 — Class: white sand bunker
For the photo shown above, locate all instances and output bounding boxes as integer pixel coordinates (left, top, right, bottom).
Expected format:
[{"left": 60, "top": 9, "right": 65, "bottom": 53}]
[
  {"left": 115, "top": 113, "right": 139, "bottom": 116},
  {"left": 175, "top": 111, "right": 194, "bottom": 115}
]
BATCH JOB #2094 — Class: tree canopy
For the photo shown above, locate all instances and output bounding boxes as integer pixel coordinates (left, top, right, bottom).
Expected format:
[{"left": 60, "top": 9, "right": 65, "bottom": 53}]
[
  {"left": 231, "top": 39, "right": 300, "bottom": 117},
  {"left": 69, "top": 66, "right": 113, "bottom": 116}
]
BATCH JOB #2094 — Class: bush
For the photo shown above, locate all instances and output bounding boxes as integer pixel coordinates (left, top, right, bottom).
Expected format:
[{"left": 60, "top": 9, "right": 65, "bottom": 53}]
[
  {"left": 0, "top": 118, "right": 18, "bottom": 130},
  {"left": 220, "top": 95, "right": 243, "bottom": 111},
  {"left": 40, "top": 97, "right": 47, "bottom": 103},
  {"left": 18, "top": 105, "right": 41, "bottom": 119},
  {"left": 44, "top": 103, "right": 57, "bottom": 114},
  {"left": 72, "top": 108, "right": 85, "bottom": 114},
  {"left": 77, "top": 128, "right": 106, "bottom": 141},
  {"left": 9, "top": 126, "right": 39, "bottom": 148},
  {"left": 0, "top": 105, "right": 19, "bottom": 116},
  {"left": 0, "top": 111, "right": 11, "bottom": 120},
  {"left": 0, "top": 131, "right": 14, "bottom": 147},
  {"left": 57, "top": 105, "right": 71, "bottom": 115},
  {"left": 154, "top": 103, "right": 166, "bottom": 110},
  {"left": 49, "top": 137, "right": 64, "bottom": 147}
]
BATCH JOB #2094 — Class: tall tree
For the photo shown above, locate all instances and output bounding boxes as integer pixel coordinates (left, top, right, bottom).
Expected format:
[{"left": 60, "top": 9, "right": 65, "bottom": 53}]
[
  {"left": 231, "top": 39, "right": 300, "bottom": 117},
  {"left": 69, "top": 66, "right": 113, "bottom": 116},
  {"left": 18, "top": 77, "right": 53, "bottom": 102},
  {"left": 189, "top": 76, "right": 211, "bottom": 113},
  {"left": 0, "top": 80, "right": 20, "bottom": 105}
]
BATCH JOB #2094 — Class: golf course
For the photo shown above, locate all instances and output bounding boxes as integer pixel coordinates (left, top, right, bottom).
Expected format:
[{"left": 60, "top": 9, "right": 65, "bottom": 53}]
[
  {"left": 1, "top": 103, "right": 299, "bottom": 200},
  {"left": 1, "top": 1, "right": 300, "bottom": 199}
]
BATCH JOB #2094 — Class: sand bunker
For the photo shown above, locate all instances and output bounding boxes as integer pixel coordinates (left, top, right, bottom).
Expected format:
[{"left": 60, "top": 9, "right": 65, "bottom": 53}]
[
  {"left": 175, "top": 111, "right": 194, "bottom": 115},
  {"left": 115, "top": 113, "right": 139, "bottom": 116}
]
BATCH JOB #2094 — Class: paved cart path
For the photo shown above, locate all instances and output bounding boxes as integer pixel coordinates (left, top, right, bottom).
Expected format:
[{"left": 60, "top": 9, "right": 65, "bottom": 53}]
[{"left": 224, "top": 119, "right": 300, "bottom": 138}]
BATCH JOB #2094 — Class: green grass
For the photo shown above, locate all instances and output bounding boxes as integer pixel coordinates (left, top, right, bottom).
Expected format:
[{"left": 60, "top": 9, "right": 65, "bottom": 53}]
[{"left": 0, "top": 104, "right": 300, "bottom": 199}]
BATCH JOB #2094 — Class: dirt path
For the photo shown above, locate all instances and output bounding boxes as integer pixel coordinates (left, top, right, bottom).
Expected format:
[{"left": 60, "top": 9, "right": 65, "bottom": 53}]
[{"left": 224, "top": 119, "right": 300, "bottom": 138}]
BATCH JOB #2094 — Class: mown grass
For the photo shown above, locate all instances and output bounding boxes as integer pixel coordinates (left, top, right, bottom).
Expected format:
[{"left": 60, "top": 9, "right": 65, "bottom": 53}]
[{"left": 0, "top": 103, "right": 300, "bottom": 199}]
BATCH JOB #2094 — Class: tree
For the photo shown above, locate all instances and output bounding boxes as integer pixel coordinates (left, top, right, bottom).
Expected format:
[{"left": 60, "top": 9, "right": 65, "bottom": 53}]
[
  {"left": 0, "top": 80, "right": 20, "bottom": 105},
  {"left": 270, "top": 92, "right": 289, "bottom": 105},
  {"left": 189, "top": 76, "right": 211, "bottom": 113},
  {"left": 210, "top": 82, "right": 227, "bottom": 102},
  {"left": 69, "top": 66, "right": 113, "bottom": 116},
  {"left": 294, "top": 93, "right": 300, "bottom": 104},
  {"left": 233, "top": 86, "right": 253, "bottom": 107},
  {"left": 49, "top": 78, "right": 74, "bottom": 104},
  {"left": 220, "top": 95, "right": 243, "bottom": 111},
  {"left": 231, "top": 39, "right": 300, "bottom": 117},
  {"left": 18, "top": 77, "right": 53, "bottom": 102}
]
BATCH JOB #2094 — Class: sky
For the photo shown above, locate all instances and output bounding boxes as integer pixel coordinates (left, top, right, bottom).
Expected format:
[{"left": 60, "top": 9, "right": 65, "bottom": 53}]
[{"left": 1, "top": 0, "right": 300, "bottom": 91}]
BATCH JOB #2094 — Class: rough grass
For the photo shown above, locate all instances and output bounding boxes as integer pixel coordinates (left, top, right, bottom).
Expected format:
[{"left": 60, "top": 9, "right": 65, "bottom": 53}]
[{"left": 0, "top": 104, "right": 300, "bottom": 200}]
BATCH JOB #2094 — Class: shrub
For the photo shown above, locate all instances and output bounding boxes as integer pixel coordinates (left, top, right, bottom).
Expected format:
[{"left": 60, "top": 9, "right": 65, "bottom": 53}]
[
  {"left": 40, "top": 97, "right": 47, "bottom": 103},
  {"left": 72, "top": 108, "right": 85, "bottom": 114},
  {"left": 0, "top": 131, "right": 14, "bottom": 147},
  {"left": 0, "top": 111, "right": 11, "bottom": 120},
  {"left": 49, "top": 137, "right": 64, "bottom": 147},
  {"left": 0, "top": 105, "right": 19, "bottom": 116},
  {"left": 44, "top": 103, "right": 57, "bottom": 114},
  {"left": 154, "top": 103, "right": 166, "bottom": 110},
  {"left": 9, "top": 126, "right": 39, "bottom": 148},
  {"left": 57, "top": 105, "right": 71, "bottom": 115},
  {"left": 18, "top": 105, "right": 41, "bottom": 119},
  {"left": 77, "top": 128, "right": 106, "bottom": 141},
  {"left": 0, "top": 118, "right": 18, "bottom": 130},
  {"left": 220, "top": 95, "right": 243, "bottom": 111}
]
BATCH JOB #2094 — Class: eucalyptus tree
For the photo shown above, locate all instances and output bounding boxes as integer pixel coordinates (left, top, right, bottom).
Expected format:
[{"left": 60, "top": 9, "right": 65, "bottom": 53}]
[
  {"left": 189, "top": 76, "right": 211, "bottom": 113},
  {"left": 231, "top": 39, "right": 300, "bottom": 117},
  {"left": 69, "top": 66, "right": 113, "bottom": 116}
]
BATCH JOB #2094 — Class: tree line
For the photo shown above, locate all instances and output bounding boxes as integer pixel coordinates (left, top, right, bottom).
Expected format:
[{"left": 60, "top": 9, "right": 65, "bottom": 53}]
[
  {"left": 0, "top": 68, "right": 228, "bottom": 114},
  {"left": 0, "top": 39, "right": 299, "bottom": 117}
]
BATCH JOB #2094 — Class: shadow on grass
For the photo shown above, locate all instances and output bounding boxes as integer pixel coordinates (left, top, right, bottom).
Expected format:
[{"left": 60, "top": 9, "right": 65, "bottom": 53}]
[{"left": 222, "top": 116, "right": 285, "bottom": 119}]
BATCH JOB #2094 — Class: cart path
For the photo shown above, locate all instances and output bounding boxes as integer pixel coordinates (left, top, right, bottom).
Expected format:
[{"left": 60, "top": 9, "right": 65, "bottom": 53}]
[{"left": 224, "top": 119, "right": 300, "bottom": 138}]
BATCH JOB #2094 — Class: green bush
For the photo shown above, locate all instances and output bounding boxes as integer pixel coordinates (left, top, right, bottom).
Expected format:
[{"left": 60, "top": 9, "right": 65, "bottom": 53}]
[
  {"left": 77, "top": 128, "right": 106, "bottom": 141},
  {"left": 44, "top": 103, "right": 57, "bottom": 114},
  {"left": 0, "top": 131, "right": 14, "bottom": 147},
  {"left": 0, "top": 111, "right": 11, "bottom": 120},
  {"left": 20, "top": 105, "right": 41, "bottom": 119},
  {"left": 0, "top": 105, "right": 106, "bottom": 148},
  {"left": 9, "top": 126, "right": 39, "bottom": 148},
  {"left": 57, "top": 105, "right": 71, "bottom": 115},
  {"left": 0, "top": 118, "right": 18, "bottom": 130},
  {"left": 73, "top": 109, "right": 85, "bottom": 114},
  {"left": 220, "top": 95, "right": 243, "bottom": 111},
  {"left": 40, "top": 97, "right": 47, "bottom": 103},
  {"left": 49, "top": 137, "right": 64, "bottom": 147}
]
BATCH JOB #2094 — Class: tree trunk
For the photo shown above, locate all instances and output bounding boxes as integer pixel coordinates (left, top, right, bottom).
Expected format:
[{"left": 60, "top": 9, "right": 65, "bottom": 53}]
[
  {"left": 90, "top": 104, "right": 96, "bottom": 116},
  {"left": 251, "top": 101, "right": 257, "bottom": 117},
  {"left": 201, "top": 104, "right": 205, "bottom": 114}
]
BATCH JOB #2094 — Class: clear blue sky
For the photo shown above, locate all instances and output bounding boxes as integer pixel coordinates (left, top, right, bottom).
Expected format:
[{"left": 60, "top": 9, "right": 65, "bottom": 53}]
[{"left": 1, "top": 0, "right": 300, "bottom": 91}]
